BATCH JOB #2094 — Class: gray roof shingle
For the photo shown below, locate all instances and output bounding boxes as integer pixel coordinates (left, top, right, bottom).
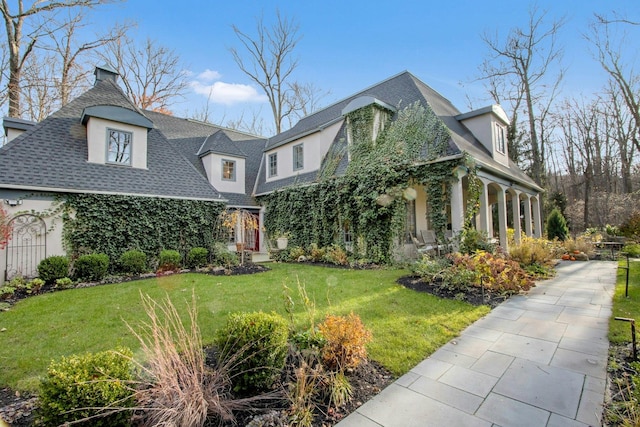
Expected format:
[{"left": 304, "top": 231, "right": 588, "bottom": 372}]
[
  {"left": 256, "top": 71, "right": 541, "bottom": 194},
  {"left": 0, "top": 80, "right": 223, "bottom": 201}
]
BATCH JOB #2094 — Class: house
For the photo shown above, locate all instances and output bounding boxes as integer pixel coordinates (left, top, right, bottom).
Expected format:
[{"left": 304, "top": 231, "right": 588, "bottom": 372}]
[{"left": 0, "top": 66, "right": 542, "bottom": 283}]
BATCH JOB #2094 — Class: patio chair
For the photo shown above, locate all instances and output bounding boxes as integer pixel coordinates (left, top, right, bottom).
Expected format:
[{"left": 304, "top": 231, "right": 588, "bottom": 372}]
[
  {"left": 411, "top": 232, "right": 439, "bottom": 256},
  {"left": 420, "top": 230, "right": 445, "bottom": 256}
]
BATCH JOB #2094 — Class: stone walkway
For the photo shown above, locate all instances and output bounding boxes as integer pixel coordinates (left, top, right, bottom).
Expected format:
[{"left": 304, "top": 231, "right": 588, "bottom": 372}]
[{"left": 337, "top": 261, "right": 618, "bottom": 427}]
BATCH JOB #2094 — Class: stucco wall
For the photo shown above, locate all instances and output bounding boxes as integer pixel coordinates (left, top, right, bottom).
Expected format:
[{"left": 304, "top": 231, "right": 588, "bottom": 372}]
[
  {"left": 202, "top": 153, "right": 246, "bottom": 194},
  {"left": 86, "top": 117, "right": 148, "bottom": 169},
  {"left": 265, "top": 120, "right": 342, "bottom": 183},
  {"left": 0, "top": 194, "right": 65, "bottom": 285}
]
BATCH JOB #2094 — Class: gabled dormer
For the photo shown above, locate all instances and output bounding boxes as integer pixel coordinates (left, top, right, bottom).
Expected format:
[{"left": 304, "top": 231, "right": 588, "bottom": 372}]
[
  {"left": 342, "top": 96, "right": 396, "bottom": 150},
  {"left": 456, "top": 105, "right": 510, "bottom": 167},
  {"left": 3, "top": 116, "right": 36, "bottom": 143},
  {"left": 198, "top": 131, "right": 246, "bottom": 194},
  {"left": 81, "top": 105, "right": 153, "bottom": 169}
]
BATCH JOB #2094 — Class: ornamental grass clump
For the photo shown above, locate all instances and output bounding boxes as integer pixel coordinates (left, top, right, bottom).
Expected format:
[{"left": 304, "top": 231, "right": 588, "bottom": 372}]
[{"left": 129, "top": 292, "right": 246, "bottom": 426}]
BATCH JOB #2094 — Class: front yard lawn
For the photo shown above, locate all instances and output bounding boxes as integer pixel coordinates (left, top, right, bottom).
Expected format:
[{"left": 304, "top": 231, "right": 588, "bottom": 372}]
[{"left": 0, "top": 263, "right": 489, "bottom": 392}]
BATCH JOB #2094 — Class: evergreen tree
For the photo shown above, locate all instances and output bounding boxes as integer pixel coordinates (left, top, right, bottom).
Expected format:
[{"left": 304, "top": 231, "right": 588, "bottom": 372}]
[{"left": 546, "top": 208, "right": 569, "bottom": 241}]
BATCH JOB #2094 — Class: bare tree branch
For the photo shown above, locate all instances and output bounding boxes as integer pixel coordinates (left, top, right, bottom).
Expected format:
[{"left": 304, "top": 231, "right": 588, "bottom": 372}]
[
  {"left": 0, "top": 0, "right": 112, "bottom": 117},
  {"left": 100, "top": 36, "right": 188, "bottom": 112}
]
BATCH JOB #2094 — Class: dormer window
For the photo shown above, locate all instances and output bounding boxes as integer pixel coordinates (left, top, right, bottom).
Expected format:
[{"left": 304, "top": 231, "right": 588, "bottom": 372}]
[
  {"left": 496, "top": 123, "right": 506, "bottom": 154},
  {"left": 222, "top": 159, "right": 236, "bottom": 181},
  {"left": 268, "top": 153, "right": 278, "bottom": 177},
  {"left": 293, "top": 144, "right": 303, "bottom": 171},
  {"left": 107, "top": 129, "right": 132, "bottom": 165}
]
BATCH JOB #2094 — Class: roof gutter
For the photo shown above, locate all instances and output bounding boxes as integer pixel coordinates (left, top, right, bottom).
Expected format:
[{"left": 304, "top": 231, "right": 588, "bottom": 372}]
[{"left": 0, "top": 184, "right": 228, "bottom": 202}]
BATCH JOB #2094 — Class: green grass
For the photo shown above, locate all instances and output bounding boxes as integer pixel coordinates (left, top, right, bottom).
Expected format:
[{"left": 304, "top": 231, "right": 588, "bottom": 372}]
[
  {"left": 0, "top": 263, "right": 489, "bottom": 392},
  {"left": 610, "top": 259, "right": 640, "bottom": 343}
]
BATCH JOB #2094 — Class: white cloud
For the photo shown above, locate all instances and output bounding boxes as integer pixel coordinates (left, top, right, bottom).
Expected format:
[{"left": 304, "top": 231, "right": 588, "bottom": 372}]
[
  {"left": 197, "top": 69, "right": 222, "bottom": 81},
  {"left": 190, "top": 80, "right": 267, "bottom": 105}
]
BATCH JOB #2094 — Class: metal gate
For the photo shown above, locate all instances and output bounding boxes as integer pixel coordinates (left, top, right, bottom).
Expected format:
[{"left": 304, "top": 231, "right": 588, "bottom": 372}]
[{"left": 4, "top": 214, "right": 47, "bottom": 281}]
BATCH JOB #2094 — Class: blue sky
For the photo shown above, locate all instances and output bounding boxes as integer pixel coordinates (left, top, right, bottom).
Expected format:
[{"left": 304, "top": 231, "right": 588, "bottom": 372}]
[{"left": 90, "top": 0, "right": 638, "bottom": 134}]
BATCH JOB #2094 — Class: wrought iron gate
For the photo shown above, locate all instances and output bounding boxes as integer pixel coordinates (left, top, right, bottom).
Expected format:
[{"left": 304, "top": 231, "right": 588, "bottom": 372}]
[{"left": 4, "top": 214, "right": 47, "bottom": 281}]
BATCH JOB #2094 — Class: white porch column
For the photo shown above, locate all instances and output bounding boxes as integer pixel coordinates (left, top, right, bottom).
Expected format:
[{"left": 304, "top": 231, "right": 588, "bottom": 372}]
[
  {"left": 532, "top": 195, "right": 542, "bottom": 238},
  {"left": 511, "top": 190, "right": 521, "bottom": 244},
  {"left": 496, "top": 184, "right": 508, "bottom": 250},
  {"left": 523, "top": 194, "right": 533, "bottom": 236},
  {"left": 450, "top": 169, "right": 465, "bottom": 235},
  {"left": 478, "top": 178, "right": 491, "bottom": 236}
]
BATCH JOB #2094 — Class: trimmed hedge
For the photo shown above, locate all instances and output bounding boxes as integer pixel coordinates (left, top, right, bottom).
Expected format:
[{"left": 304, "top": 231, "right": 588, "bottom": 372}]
[
  {"left": 37, "top": 256, "right": 69, "bottom": 284},
  {"left": 118, "top": 250, "right": 148, "bottom": 275},
  {"left": 215, "top": 312, "right": 288, "bottom": 393},
  {"left": 158, "top": 250, "right": 181, "bottom": 271},
  {"left": 38, "top": 347, "right": 134, "bottom": 426},
  {"left": 74, "top": 253, "right": 109, "bottom": 281},
  {"left": 186, "top": 247, "right": 209, "bottom": 268}
]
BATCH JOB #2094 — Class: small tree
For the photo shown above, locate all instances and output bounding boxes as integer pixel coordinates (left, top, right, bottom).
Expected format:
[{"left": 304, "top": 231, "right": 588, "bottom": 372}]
[
  {"left": 546, "top": 208, "right": 569, "bottom": 241},
  {"left": 0, "top": 207, "right": 11, "bottom": 250},
  {"left": 220, "top": 209, "right": 259, "bottom": 265}
]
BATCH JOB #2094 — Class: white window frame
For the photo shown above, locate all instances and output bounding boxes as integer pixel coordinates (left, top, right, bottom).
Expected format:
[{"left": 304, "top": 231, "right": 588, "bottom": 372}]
[
  {"left": 496, "top": 123, "right": 506, "bottom": 154},
  {"left": 222, "top": 159, "right": 236, "bottom": 181},
  {"left": 293, "top": 143, "right": 304, "bottom": 171},
  {"left": 106, "top": 128, "right": 132, "bottom": 165},
  {"left": 268, "top": 153, "right": 278, "bottom": 177}
]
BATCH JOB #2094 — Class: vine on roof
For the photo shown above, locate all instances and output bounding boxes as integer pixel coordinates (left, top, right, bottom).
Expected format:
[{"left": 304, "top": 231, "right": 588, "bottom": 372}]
[{"left": 260, "top": 101, "right": 466, "bottom": 263}]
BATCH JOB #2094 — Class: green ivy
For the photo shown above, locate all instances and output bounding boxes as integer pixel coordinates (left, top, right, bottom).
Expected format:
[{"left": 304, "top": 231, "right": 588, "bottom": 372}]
[
  {"left": 62, "top": 194, "right": 225, "bottom": 268},
  {"left": 260, "top": 102, "right": 464, "bottom": 263}
]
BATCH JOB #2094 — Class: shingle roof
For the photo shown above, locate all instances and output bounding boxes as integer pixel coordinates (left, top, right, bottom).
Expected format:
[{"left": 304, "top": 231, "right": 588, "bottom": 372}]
[
  {"left": 257, "top": 71, "right": 542, "bottom": 194},
  {"left": 0, "top": 80, "right": 223, "bottom": 201},
  {"left": 143, "top": 110, "right": 267, "bottom": 207}
]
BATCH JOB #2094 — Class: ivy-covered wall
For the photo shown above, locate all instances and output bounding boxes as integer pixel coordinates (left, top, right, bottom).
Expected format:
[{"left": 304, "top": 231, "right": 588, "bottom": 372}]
[
  {"left": 259, "top": 102, "right": 467, "bottom": 264},
  {"left": 63, "top": 194, "right": 226, "bottom": 265}
]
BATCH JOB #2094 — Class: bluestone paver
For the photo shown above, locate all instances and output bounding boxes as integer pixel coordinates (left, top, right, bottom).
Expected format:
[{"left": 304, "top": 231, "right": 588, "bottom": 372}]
[{"left": 336, "top": 261, "right": 617, "bottom": 427}]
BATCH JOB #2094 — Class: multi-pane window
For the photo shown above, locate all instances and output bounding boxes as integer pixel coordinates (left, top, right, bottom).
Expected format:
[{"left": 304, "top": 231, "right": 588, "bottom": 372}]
[
  {"left": 222, "top": 159, "right": 236, "bottom": 181},
  {"left": 107, "top": 129, "right": 132, "bottom": 164},
  {"left": 293, "top": 144, "right": 303, "bottom": 170},
  {"left": 496, "top": 124, "right": 506, "bottom": 154},
  {"left": 268, "top": 153, "right": 278, "bottom": 177}
]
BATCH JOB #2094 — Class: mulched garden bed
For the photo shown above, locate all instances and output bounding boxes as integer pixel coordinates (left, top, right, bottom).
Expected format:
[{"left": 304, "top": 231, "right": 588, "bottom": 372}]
[
  {"left": 605, "top": 342, "right": 640, "bottom": 425},
  {"left": 397, "top": 275, "right": 515, "bottom": 308}
]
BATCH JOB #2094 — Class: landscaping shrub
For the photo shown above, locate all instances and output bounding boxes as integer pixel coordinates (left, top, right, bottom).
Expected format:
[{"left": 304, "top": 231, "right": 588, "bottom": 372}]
[
  {"left": 308, "top": 244, "right": 326, "bottom": 263},
  {"left": 546, "top": 208, "right": 569, "bottom": 241},
  {"left": 215, "top": 311, "right": 289, "bottom": 392},
  {"left": 74, "top": 253, "right": 109, "bottom": 281},
  {"left": 55, "top": 277, "right": 75, "bottom": 290},
  {"left": 187, "top": 247, "right": 209, "bottom": 268},
  {"left": 508, "top": 235, "right": 556, "bottom": 267},
  {"left": 289, "top": 246, "right": 306, "bottom": 261},
  {"left": 158, "top": 249, "right": 181, "bottom": 271},
  {"left": 324, "top": 245, "right": 349, "bottom": 266},
  {"left": 318, "top": 313, "right": 372, "bottom": 371},
  {"left": 27, "top": 278, "right": 44, "bottom": 294},
  {"left": 458, "top": 228, "right": 495, "bottom": 254},
  {"left": 622, "top": 243, "right": 640, "bottom": 258},
  {"left": 211, "top": 242, "right": 238, "bottom": 268},
  {"left": 37, "top": 255, "right": 70, "bottom": 284},
  {"left": 449, "top": 251, "right": 534, "bottom": 294},
  {"left": 621, "top": 211, "right": 640, "bottom": 240},
  {"left": 411, "top": 255, "right": 451, "bottom": 282},
  {"left": 118, "top": 249, "right": 148, "bottom": 275},
  {"left": 38, "top": 347, "right": 134, "bottom": 427},
  {"left": 0, "top": 285, "right": 15, "bottom": 300}
]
